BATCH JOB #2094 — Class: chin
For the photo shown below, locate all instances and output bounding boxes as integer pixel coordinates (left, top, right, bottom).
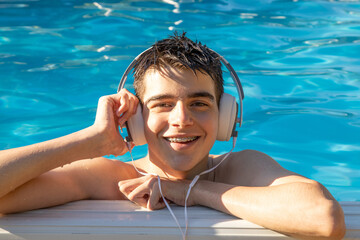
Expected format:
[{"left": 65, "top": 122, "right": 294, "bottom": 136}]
[
  {"left": 166, "top": 154, "right": 207, "bottom": 173},
  {"left": 167, "top": 159, "right": 194, "bottom": 172}
]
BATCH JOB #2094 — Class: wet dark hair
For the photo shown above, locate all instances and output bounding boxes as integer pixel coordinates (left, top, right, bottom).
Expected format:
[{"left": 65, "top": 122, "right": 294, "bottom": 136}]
[{"left": 133, "top": 32, "right": 224, "bottom": 104}]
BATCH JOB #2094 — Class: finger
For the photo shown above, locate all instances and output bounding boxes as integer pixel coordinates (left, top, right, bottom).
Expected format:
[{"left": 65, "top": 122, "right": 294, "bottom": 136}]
[
  {"left": 120, "top": 175, "right": 151, "bottom": 184},
  {"left": 120, "top": 89, "right": 138, "bottom": 112},
  {"left": 130, "top": 95, "right": 139, "bottom": 115},
  {"left": 126, "top": 182, "right": 152, "bottom": 208},
  {"left": 119, "top": 95, "right": 139, "bottom": 127},
  {"left": 118, "top": 98, "right": 135, "bottom": 126},
  {"left": 119, "top": 88, "right": 131, "bottom": 95},
  {"left": 118, "top": 175, "right": 150, "bottom": 196},
  {"left": 148, "top": 179, "right": 166, "bottom": 210},
  {"left": 117, "top": 94, "right": 139, "bottom": 126},
  {"left": 118, "top": 178, "right": 142, "bottom": 195},
  {"left": 117, "top": 94, "right": 129, "bottom": 117}
]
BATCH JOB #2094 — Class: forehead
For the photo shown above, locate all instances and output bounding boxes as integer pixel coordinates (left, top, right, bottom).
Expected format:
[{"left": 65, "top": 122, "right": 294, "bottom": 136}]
[{"left": 142, "top": 66, "right": 216, "bottom": 101}]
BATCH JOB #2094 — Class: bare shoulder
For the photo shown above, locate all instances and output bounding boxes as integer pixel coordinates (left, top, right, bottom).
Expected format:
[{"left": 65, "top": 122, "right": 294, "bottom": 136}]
[
  {"left": 53, "top": 157, "right": 138, "bottom": 200},
  {"left": 212, "top": 149, "right": 308, "bottom": 187},
  {"left": 57, "top": 157, "right": 137, "bottom": 180}
]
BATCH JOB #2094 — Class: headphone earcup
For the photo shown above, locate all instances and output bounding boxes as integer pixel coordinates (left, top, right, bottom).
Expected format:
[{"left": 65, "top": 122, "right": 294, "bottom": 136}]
[
  {"left": 126, "top": 104, "right": 147, "bottom": 146},
  {"left": 217, "top": 93, "right": 237, "bottom": 141}
]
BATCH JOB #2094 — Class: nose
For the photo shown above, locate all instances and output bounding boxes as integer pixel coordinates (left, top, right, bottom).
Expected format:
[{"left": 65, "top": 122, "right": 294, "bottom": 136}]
[{"left": 169, "top": 101, "right": 193, "bottom": 127}]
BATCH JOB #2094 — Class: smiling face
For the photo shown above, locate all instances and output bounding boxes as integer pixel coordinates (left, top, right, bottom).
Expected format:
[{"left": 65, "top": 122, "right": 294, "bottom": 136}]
[{"left": 141, "top": 65, "right": 219, "bottom": 179}]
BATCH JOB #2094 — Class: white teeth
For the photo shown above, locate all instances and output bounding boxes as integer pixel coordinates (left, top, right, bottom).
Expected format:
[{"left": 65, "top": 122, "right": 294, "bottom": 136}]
[{"left": 166, "top": 137, "right": 198, "bottom": 143}]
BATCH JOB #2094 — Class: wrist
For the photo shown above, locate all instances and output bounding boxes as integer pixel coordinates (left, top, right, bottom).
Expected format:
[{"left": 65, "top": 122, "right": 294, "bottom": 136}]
[
  {"left": 79, "top": 125, "right": 110, "bottom": 158},
  {"left": 86, "top": 124, "right": 127, "bottom": 157},
  {"left": 189, "top": 179, "right": 206, "bottom": 206},
  {"left": 191, "top": 180, "right": 233, "bottom": 210}
]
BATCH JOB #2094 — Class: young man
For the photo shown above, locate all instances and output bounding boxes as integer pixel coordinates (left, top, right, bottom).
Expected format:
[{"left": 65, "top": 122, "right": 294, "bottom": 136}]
[{"left": 0, "top": 33, "right": 345, "bottom": 239}]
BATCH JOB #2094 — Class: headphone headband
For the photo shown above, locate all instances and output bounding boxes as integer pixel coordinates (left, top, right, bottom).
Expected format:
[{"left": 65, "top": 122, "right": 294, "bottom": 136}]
[
  {"left": 117, "top": 48, "right": 151, "bottom": 92},
  {"left": 117, "top": 47, "right": 244, "bottom": 127}
]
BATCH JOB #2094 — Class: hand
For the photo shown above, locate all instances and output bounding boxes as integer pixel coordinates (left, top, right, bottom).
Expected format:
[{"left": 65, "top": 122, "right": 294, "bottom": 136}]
[
  {"left": 118, "top": 175, "right": 196, "bottom": 210},
  {"left": 93, "top": 89, "right": 139, "bottom": 156}
]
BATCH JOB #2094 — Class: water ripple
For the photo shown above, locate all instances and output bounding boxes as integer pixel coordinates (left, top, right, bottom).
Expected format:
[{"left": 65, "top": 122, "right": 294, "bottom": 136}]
[
  {"left": 266, "top": 36, "right": 360, "bottom": 56},
  {"left": 312, "top": 165, "right": 355, "bottom": 186},
  {"left": 25, "top": 54, "right": 130, "bottom": 71},
  {"left": 0, "top": 26, "right": 68, "bottom": 37},
  {"left": 7, "top": 107, "right": 95, "bottom": 139},
  {"left": 264, "top": 108, "right": 355, "bottom": 118},
  {"left": 239, "top": 68, "right": 353, "bottom": 76},
  {"left": 330, "top": 144, "right": 360, "bottom": 152},
  {"left": 0, "top": 90, "right": 72, "bottom": 114},
  {"left": 0, "top": 3, "right": 28, "bottom": 8},
  {"left": 263, "top": 97, "right": 327, "bottom": 104}
]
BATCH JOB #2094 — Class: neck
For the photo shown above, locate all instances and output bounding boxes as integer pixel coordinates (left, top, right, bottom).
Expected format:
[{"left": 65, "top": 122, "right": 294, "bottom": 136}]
[{"left": 143, "top": 153, "right": 210, "bottom": 180}]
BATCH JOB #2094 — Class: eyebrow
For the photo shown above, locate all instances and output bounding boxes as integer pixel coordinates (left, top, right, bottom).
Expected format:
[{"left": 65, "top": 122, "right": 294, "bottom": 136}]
[
  {"left": 144, "top": 91, "right": 215, "bottom": 105},
  {"left": 188, "top": 91, "right": 215, "bottom": 101}
]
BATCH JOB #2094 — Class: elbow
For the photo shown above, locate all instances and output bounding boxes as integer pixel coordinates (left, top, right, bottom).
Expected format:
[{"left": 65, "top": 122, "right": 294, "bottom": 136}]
[
  {"left": 0, "top": 196, "right": 22, "bottom": 215},
  {"left": 317, "top": 199, "right": 346, "bottom": 240},
  {"left": 0, "top": 203, "right": 8, "bottom": 216},
  {"left": 0, "top": 198, "right": 6, "bottom": 215},
  {"left": 0, "top": 201, "right": 11, "bottom": 215},
  {"left": 300, "top": 181, "right": 346, "bottom": 240}
]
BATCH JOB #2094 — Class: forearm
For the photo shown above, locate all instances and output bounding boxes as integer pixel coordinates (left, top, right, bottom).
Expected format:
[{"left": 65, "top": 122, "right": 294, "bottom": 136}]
[
  {"left": 193, "top": 180, "right": 345, "bottom": 239},
  {"left": 0, "top": 169, "right": 87, "bottom": 214},
  {"left": 0, "top": 126, "right": 105, "bottom": 198}
]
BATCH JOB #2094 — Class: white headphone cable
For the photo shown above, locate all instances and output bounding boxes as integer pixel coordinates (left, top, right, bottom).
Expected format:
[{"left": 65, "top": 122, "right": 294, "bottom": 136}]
[
  {"left": 125, "top": 135, "right": 237, "bottom": 240},
  {"left": 183, "top": 135, "right": 237, "bottom": 238},
  {"left": 125, "top": 141, "right": 186, "bottom": 240}
]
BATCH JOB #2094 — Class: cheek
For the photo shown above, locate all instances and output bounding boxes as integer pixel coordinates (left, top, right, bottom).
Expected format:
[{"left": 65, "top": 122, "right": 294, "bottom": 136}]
[
  {"left": 196, "top": 112, "right": 219, "bottom": 139},
  {"left": 143, "top": 112, "right": 167, "bottom": 138}
]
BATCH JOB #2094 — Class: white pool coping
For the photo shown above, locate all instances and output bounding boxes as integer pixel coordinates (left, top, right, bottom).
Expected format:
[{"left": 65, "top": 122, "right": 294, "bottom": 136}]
[{"left": 0, "top": 200, "right": 358, "bottom": 239}]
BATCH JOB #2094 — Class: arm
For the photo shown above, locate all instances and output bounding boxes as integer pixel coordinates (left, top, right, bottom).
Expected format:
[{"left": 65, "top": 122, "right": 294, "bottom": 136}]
[
  {"left": 0, "top": 127, "right": 106, "bottom": 199},
  {"left": 0, "top": 157, "right": 135, "bottom": 214},
  {"left": 0, "top": 89, "right": 138, "bottom": 213},
  {"left": 191, "top": 150, "right": 345, "bottom": 240},
  {"left": 193, "top": 179, "right": 344, "bottom": 239}
]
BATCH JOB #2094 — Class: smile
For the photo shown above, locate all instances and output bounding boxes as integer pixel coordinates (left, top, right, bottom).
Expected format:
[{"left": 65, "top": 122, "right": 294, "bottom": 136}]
[{"left": 164, "top": 136, "right": 199, "bottom": 143}]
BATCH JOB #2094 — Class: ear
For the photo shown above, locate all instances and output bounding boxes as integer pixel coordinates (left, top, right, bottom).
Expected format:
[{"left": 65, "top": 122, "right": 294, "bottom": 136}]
[
  {"left": 217, "top": 93, "right": 237, "bottom": 141},
  {"left": 126, "top": 104, "right": 147, "bottom": 146}
]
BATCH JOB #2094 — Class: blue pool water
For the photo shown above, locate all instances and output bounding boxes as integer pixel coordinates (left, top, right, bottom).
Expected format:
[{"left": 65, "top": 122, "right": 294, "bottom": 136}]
[{"left": 0, "top": 0, "right": 359, "bottom": 201}]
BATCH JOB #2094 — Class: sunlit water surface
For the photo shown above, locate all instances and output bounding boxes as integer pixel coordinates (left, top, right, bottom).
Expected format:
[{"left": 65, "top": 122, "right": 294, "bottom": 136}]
[{"left": 0, "top": 0, "right": 359, "bottom": 201}]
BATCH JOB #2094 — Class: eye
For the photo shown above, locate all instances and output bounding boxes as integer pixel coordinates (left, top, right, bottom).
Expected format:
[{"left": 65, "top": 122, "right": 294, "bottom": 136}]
[
  {"left": 147, "top": 100, "right": 175, "bottom": 112},
  {"left": 156, "top": 103, "right": 173, "bottom": 108},
  {"left": 191, "top": 101, "right": 209, "bottom": 107}
]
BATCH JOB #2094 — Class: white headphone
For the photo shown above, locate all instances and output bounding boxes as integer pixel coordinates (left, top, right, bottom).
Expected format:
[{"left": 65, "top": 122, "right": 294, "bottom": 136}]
[{"left": 117, "top": 48, "right": 244, "bottom": 145}]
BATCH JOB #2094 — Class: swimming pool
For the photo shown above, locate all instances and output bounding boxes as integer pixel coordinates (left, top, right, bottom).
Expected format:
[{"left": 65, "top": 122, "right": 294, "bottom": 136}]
[{"left": 0, "top": 0, "right": 359, "bottom": 201}]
